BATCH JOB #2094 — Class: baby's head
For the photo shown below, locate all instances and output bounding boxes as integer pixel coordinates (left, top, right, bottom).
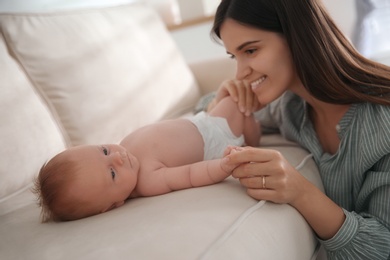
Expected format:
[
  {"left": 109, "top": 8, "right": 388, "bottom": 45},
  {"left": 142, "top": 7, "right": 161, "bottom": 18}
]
[{"left": 34, "top": 144, "right": 139, "bottom": 222}]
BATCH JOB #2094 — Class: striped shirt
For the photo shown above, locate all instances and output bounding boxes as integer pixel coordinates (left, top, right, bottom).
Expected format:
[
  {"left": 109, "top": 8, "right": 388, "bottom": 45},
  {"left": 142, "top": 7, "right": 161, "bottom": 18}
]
[{"left": 256, "top": 91, "right": 390, "bottom": 259}]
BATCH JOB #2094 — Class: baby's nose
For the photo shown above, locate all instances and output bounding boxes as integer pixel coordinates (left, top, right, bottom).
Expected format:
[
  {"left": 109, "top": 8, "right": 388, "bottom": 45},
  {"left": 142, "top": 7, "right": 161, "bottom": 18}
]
[{"left": 111, "top": 151, "right": 124, "bottom": 165}]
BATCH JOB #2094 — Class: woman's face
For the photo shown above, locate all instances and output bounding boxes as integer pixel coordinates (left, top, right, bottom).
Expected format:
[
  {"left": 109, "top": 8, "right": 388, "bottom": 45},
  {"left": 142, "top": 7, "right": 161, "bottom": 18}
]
[{"left": 220, "top": 19, "right": 302, "bottom": 106}]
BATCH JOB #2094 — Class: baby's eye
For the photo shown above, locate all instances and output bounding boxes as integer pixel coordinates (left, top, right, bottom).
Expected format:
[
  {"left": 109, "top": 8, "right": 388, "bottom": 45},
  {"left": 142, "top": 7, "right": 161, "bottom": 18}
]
[
  {"left": 102, "top": 146, "right": 108, "bottom": 155},
  {"left": 110, "top": 168, "right": 116, "bottom": 180}
]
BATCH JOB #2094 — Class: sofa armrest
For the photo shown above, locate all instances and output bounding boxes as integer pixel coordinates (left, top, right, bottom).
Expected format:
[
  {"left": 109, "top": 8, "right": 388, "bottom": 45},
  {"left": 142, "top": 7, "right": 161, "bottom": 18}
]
[{"left": 188, "top": 56, "right": 236, "bottom": 95}]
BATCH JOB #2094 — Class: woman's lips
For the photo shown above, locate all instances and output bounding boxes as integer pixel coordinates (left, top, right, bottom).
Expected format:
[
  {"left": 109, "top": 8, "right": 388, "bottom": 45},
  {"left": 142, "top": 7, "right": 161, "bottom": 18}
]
[{"left": 251, "top": 76, "right": 266, "bottom": 91}]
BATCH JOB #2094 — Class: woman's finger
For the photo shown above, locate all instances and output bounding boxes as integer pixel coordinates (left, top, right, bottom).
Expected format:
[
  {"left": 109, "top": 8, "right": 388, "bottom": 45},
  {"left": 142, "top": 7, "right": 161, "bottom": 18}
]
[
  {"left": 239, "top": 176, "right": 272, "bottom": 190},
  {"left": 251, "top": 94, "right": 259, "bottom": 112},
  {"left": 243, "top": 80, "right": 255, "bottom": 116},
  {"left": 226, "top": 80, "right": 240, "bottom": 102},
  {"left": 214, "top": 79, "right": 237, "bottom": 103},
  {"left": 235, "top": 80, "right": 247, "bottom": 113},
  {"left": 225, "top": 147, "right": 282, "bottom": 165},
  {"left": 246, "top": 188, "right": 277, "bottom": 201},
  {"left": 232, "top": 159, "right": 283, "bottom": 179}
]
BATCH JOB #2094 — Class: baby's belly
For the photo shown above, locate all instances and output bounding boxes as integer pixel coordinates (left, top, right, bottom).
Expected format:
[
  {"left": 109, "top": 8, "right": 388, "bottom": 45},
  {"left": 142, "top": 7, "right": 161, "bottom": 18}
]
[{"left": 150, "top": 119, "right": 205, "bottom": 166}]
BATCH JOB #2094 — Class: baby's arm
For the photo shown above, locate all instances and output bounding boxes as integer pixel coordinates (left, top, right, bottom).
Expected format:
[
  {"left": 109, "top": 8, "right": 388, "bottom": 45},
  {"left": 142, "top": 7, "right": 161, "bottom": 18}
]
[{"left": 153, "top": 157, "right": 238, "bottom": 193}]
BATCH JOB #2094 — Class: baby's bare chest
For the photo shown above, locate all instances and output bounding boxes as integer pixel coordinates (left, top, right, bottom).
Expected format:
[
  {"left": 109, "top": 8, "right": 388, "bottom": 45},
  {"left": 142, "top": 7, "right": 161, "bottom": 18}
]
[{"left": 122, "top": 119, "right": 205, "bottom": 168}]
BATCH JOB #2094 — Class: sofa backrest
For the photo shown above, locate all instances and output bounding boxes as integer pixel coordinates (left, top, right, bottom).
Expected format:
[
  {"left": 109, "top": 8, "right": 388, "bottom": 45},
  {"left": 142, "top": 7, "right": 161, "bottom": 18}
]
[
  {"left": 0, "top": 3, "right": 200, "bottom": 202},
  {"left": 0, "top": 34, "right": 66, "bottom": 203}
]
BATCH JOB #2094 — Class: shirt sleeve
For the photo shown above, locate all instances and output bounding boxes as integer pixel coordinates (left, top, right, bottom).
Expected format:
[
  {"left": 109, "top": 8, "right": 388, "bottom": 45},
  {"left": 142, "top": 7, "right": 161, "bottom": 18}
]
[
  {"left": 319, "top": 209, "right": 390, "bottom": 259},
  {"left": 319, "top": 154, "right": 390, "bottom": 260}
]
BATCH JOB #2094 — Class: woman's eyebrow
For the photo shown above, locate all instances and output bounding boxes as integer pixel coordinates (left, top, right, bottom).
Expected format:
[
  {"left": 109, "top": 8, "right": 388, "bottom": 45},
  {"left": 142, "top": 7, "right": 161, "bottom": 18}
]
[{"left": 236, "top": 40, "right": 260, "bottom": 51}]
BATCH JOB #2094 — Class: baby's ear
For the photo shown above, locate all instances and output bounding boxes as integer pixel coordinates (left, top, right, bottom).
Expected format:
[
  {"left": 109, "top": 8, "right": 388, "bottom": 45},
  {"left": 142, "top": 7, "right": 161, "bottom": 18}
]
[
  {"left": 101, "top": 201, "right": 125, "bottom": 213},
  {"left": 114, "top": 201, "right": 125, "bottom": 208},
  {"left": 101, "top": 204, "right": 114, "bottom": 213}
]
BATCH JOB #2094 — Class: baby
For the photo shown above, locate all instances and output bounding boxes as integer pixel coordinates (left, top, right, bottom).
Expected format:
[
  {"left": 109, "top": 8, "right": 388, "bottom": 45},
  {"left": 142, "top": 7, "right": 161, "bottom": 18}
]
[{"left": 34, "top": 96, "right": 260, "bottom": 221}]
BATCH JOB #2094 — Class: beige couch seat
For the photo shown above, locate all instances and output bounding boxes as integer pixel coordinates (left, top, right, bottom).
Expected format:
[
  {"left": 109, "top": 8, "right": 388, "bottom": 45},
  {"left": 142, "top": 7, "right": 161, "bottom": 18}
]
[{"left": 0, "top": 3, "right": 324, "bottom": 260}]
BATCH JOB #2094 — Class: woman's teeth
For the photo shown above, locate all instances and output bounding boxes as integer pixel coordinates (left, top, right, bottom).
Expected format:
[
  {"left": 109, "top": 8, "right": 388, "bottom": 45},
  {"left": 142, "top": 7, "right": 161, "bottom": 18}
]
[{"left": 251, "top": 76, "right": 266, "bottom": 89}]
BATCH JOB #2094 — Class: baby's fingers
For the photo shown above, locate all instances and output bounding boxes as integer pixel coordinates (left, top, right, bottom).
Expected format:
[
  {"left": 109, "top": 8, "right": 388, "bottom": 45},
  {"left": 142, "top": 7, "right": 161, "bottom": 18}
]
[{"left": 222, "top": 146, "right": 242, "bottom": 157}]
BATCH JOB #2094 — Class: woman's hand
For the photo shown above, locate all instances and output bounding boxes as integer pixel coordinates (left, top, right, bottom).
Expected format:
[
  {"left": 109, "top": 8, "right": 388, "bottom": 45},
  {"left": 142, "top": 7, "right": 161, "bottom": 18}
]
[
  {"left": 223, "top": 146, "right": 309, "bottom": 206},
  {"left": 208, "top": 79, "right": 262, "bottom": 116},
  {"left": 220, "top": 146, "right": 244, "bottom": 174},
  {"left": 224, "top": 146, "right": 347, "bottom": 240}
]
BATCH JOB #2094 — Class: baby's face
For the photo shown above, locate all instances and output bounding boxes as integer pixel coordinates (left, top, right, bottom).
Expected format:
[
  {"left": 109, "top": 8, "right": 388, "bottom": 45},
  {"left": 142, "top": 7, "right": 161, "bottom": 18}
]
[{"left": 64, "top": 144, "right": 139, "bottom": 215}]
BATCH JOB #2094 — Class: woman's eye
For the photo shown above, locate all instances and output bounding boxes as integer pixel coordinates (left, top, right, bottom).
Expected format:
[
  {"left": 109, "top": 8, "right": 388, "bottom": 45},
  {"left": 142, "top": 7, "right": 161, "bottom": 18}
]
[
  {"left": 228, "top": 54, "right": 236, "bottom": 60},
  {"left": 102, "top": 147, "right": 108, "bottom": 155},
  {"left": 245, "top": 49, "right": 256, "bottom": 55},
  {"left": 110, "top": 168, "right": 116, "bottom": 180}
]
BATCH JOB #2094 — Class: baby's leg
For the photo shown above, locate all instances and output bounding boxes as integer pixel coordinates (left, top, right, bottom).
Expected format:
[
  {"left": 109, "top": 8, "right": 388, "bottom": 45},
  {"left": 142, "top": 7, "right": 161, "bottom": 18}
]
[
  {"left": 208, "top": 96, "right": 260, "bottom": 146},
  {"left": 208, "top": 96, "right": 245, "bottom": 136}
]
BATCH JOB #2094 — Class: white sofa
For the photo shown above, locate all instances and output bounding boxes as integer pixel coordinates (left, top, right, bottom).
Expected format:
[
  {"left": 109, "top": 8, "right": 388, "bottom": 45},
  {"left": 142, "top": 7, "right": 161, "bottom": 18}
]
[{"left": 0, "top": 3, "right": 325, "bottom": 259}]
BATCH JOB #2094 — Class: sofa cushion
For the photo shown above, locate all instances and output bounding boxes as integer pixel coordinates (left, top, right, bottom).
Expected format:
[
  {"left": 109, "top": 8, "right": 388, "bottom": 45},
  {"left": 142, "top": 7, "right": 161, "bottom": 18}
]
[
  {"left": 0, "top": 3, "right": 200, "bottom": 146},
  {"left": 0, "top": 35, "right": 66, "bottom": 202}
]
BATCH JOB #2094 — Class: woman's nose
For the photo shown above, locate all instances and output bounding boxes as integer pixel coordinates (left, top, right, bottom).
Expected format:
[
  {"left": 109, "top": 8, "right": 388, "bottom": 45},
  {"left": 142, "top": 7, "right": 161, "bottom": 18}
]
[{"left": 235, "top": 61, "right": 251, "bottom": 80}]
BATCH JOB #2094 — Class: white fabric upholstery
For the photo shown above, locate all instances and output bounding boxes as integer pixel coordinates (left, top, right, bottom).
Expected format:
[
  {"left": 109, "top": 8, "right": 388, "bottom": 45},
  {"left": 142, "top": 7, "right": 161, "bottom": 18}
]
[
  {"left": 1, "top": 5, "right": 199, "bottom": 146},
  {"left": 0, "top": 35, "right": 65, "bottom": 202},
  {"left": 0, "top": 3, "right": 325, "bottom": 260}
]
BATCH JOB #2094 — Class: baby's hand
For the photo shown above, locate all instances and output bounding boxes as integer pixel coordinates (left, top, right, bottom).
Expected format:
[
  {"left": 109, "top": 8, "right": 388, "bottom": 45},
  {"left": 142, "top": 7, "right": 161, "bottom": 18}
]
[
  {"left": 220, "top": 146, "right": 243, "bottom": 173},
  {"left": 223, "top": 145, "right": 242, "bottom": 157}
]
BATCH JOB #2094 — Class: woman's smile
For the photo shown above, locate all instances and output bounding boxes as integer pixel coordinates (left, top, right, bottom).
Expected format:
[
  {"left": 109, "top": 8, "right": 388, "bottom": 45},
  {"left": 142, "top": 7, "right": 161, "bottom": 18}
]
[{"left": 251, "top": 76, "right": 266, "bottom": 91}]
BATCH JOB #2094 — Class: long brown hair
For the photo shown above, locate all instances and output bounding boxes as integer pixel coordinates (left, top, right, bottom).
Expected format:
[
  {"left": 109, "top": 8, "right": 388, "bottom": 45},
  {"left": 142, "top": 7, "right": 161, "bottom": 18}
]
[{"left": 212, "top": 0, "right": 390, "bottom": 105}]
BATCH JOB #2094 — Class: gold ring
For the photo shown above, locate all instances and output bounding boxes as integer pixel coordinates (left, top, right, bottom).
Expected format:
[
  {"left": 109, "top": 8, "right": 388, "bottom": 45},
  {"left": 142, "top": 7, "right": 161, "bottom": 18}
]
[{"left": 262, "top": 176, "right": 266, "bottom": 189}]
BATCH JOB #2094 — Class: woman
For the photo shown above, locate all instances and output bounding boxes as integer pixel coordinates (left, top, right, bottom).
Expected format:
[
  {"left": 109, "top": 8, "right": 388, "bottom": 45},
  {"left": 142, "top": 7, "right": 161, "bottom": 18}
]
[{"left": 210, "top": 0, "right": 390, "bottom": 259}]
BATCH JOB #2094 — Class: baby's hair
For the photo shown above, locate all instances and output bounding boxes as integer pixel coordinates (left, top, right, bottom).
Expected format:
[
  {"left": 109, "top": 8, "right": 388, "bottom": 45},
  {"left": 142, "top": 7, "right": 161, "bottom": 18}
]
[{"left": 33, "top": 151, "right": 83, "bottom": 222}]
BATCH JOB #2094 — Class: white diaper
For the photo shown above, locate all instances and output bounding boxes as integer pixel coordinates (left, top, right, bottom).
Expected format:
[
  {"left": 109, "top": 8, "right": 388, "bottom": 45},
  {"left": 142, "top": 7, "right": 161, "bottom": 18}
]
[{"left": 188, "top": 112, "right": 245, "bottom": 160}]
